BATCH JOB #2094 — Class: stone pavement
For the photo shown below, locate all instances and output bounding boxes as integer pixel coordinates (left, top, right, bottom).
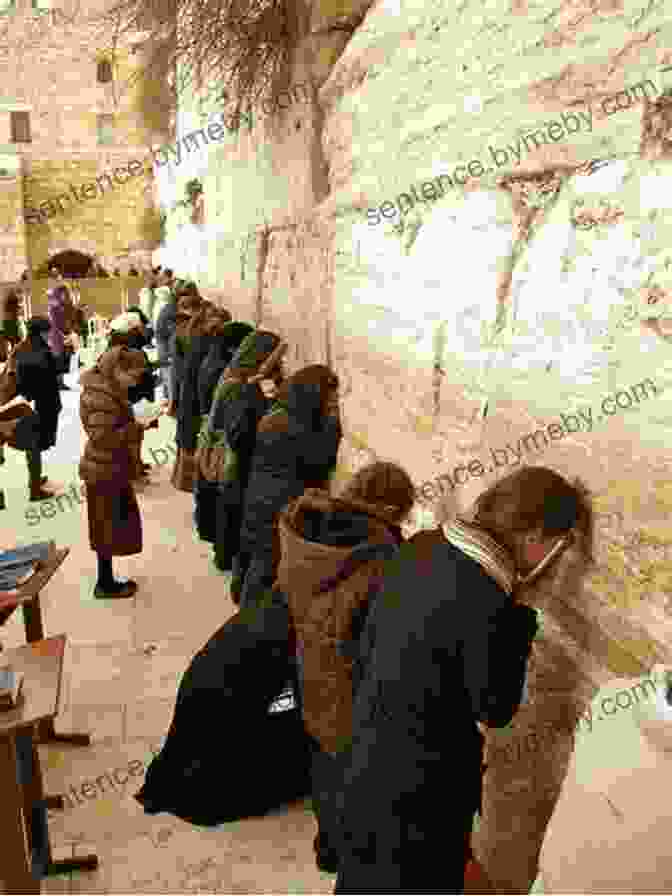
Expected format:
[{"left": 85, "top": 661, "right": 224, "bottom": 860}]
[{"left": 0, "top": 368, "right": 337, "bottom": 895}]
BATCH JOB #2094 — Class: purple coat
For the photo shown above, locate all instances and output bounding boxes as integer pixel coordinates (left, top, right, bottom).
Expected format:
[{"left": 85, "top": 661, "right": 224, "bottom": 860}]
[{"left": 46, "top": 286, "right": 72, "bottom": 357}]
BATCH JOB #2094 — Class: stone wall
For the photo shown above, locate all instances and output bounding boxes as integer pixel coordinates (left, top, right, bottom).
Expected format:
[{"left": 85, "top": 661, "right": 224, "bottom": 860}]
[
  {"left": 161, "top": 0, "right": 672, "bottom": 889},
  {"left": 0, "top": 0, "right": 164, "bottom": 276}
]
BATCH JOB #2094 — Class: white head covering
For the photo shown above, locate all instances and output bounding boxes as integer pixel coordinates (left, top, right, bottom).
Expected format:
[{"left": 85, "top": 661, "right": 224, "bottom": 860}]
[{"left": 110, "top": 312, "right": 142, "bottom": 334}]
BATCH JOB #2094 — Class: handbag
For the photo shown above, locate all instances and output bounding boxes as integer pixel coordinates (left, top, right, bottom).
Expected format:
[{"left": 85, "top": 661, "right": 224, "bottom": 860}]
[
  {"left": 0, "top": 402, "right": 39, "bottom": 450},
  {"left": 196, "top": 425, "right": 239, "bottom": 484}
]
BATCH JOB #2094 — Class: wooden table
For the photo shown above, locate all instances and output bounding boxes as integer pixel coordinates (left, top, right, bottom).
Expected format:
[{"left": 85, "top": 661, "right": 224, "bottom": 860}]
[
  {"left": 0, "top": 544, "right": 91, "bottom": 747},
  {"left": 0, "top": 636, "right": 99, "bottom": 893}
]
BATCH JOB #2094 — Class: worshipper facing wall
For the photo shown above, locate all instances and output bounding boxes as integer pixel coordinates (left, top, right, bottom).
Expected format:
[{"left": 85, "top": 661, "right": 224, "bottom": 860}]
[
  {"left": 79, "top": 346, "right": 151, "bottom": 599},
  {"left": 193, "top": 320, "right": 256, "bottom": 544},
  {"left": 237, "top": 364, "right": 341, "bottom": 610},
  {"left": 170, "top": 300, "right": 226, "bottom": 493},
  {"left": 333, "top": 466, "right": 594, "bottom": 894},
  {"left": 275, "top": 462, "right": 416, "bottom": 874},
  {"left": 153, "top": 271, "right": 177, "bottom": 407},
  {"left": 170, "top": 286, "right": 203, "bottom": 420},
  {"left": 532, "top": 663, "right": 672, "bottom": 894},
  {"left": 196, "top": 330, "right": 286, "bottom": 586},
  {"left": 134, "top": 587, "right": 311, "bottom": 826}
]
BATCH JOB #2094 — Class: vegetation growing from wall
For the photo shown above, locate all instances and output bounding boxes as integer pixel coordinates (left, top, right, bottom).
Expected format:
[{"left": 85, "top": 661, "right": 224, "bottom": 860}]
[{"left": 97, "top": 0, "right": 309, "bottom": 124}]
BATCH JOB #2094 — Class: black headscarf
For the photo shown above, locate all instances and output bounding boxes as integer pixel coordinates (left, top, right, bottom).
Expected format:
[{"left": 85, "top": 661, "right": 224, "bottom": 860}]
[{"left": 198, "top": 322, "right": 255, "bottom": 415}]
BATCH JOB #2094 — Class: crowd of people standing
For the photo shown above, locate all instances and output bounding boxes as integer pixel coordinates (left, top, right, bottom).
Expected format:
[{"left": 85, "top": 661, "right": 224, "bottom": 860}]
[{"left": 3, "top": 270, "right": 671, "bottom": 894}]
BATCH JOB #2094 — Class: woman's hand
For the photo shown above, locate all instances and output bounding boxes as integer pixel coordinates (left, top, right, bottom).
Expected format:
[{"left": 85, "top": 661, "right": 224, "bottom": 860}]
[{"left": 259, "top": 379, "right": 278, "bottom": 399}]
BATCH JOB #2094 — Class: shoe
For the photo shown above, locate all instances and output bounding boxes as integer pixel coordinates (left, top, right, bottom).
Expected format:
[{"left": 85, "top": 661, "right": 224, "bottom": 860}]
[{"left": 94, "top": 579, "right": 138, "bottom": 599}]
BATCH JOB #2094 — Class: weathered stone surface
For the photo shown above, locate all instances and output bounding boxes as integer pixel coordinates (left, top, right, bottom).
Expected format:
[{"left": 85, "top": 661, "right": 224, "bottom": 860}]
[
  {"left": 0, "top": 2, "right": 163, "bottom": 277},
  {"left": 158, "top": 1, "right": 672, "bottom": 889}
]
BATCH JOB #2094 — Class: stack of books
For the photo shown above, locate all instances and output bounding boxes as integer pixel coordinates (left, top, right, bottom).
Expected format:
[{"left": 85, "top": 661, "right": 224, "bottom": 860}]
[
  {"left": 0, "top": 541, "right": 53, "bottom": 592},
  {"left": 0, "top": 664, "right": 23, "bottom": 711}
]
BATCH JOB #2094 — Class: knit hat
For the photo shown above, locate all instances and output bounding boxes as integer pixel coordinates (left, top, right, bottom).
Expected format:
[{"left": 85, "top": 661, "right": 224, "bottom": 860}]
[{"left": 110, "top": 312, "right": 143, "bottom": 334}]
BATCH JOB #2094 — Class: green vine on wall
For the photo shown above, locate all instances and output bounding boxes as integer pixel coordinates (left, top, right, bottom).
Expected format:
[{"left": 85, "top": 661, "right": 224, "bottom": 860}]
[{"left": 172, "top": 178, "right": 203, "bottom": 211}]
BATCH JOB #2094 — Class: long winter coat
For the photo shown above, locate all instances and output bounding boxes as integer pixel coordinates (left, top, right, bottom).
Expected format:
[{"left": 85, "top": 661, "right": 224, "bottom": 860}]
[
  {"left": 536, "top": 666, "right": 672, "bottom": 894},
  {"left": 276, "top": 490, "right": 403, "bottom": 756},
  {"left": 176, "top": 333, "right": 216, "bottom": 454},
  {"left": 79, "top": 365, "right": 143, "bottom": 485},
  {"left": 134, "top": 593, "right": 312, "bottom": 826},
  {"left": 196, "top": 329, "right": 283, "bottom": 557},
  {"left": 334, "top": 527, "right": 538, "bottom": 894},
  {"left": 238, "top": 382, "right": 342, "bottom": 574},
  {"left": 79, "top": 358, "right": 144, "bottom": 556},
  {"left": 193, "top": 323, "right": 256, "bottom": 542},
  {"left": 15, "top": 332, "right": 62, "bottom": 451}
]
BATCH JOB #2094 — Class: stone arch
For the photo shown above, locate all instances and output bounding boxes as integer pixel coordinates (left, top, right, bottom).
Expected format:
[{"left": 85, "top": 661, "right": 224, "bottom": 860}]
[{"left": 35, "top": 249, "right": 108, "bottom": 279}]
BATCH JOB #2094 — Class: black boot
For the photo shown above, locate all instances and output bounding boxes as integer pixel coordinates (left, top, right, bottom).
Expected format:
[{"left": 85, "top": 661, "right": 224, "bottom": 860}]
[{"left": 94, "top": 553, "right": 138, "bottom": 599}]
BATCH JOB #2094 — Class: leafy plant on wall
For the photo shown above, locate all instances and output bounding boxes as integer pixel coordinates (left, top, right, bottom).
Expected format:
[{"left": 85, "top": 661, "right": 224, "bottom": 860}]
[
  {"left": 95, "top": 0, "right": 308, "bottom": 128},
  {"left": 171, "top": 179, "right": 204, "bottom": 224}
]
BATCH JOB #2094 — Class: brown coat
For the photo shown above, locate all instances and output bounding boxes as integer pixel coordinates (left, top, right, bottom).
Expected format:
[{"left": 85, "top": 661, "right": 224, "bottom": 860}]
[
  {"left": 276, "top": 489, "right": 402, "bottom": 755},
  {"left": 79, "top": 366, "right": 142, "bottom": 486}
]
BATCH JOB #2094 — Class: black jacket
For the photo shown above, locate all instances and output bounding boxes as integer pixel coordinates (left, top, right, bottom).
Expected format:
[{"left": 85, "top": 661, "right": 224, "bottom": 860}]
[
  {"left": 176, "top": 334, "right": 215, "bottom": 452},
  {"left": 15, "top": 336, "right": 62, "bottom": 451},
  {"left": 197, "top": 323, "right": 255, "bottom": 416},
  {"left": 239, "top": 383, "right": 342, "bottom": 558},
  {"left": 335, "top": 536, "right": 538, "bottom": 893},
  {"left": 134, "top": 595, "right": 311, "bottom": 826}
]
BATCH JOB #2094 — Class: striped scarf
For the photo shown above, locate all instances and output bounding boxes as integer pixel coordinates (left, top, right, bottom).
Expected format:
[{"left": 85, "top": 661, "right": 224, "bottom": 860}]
[{"left": 442, "top": 517, "right": 516, "bottom": 596}]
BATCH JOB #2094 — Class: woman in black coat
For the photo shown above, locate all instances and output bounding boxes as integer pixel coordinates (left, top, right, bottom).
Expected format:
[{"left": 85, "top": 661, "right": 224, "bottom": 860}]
[
  {"left": 172, "top": 307, "right": 232, "bottom": 493},
  {"left": 193, "top": 321, "right": 255, "bottom": 543},
  {"left": 14, "top": 317, "right": 63, "bottom": 500},
  {"left": 333, "top": 467, "right": 594, "bottom": 894},
  {"left": 196, "top": 330, "right": 286, "bottom": 586},
  {"left": 134, "top": 590, "right": 311, "bottom": 826},
  {"left": 237, "top": 364, "right": 342, "bottom": 610}
]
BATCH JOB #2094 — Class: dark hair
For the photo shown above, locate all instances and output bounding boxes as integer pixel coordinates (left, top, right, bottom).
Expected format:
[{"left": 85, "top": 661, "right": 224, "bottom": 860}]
[
  {"left": 1, "top": 287, "right": 21, "bottom": 314},
  {"left": 472, "top": 466, "right": 594, "bottom": 564},
  {"left": 340, "top": 462, "right": 416, "bottom": 524},
  {"left": 163, "top": 268, "right": 174, "bottom": 279},
  {"left": 126, "top": 305, "right": 149, "bottom": 327},
  {"left": 128, "top": 267, "right": 139, "bottom": 276}
]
